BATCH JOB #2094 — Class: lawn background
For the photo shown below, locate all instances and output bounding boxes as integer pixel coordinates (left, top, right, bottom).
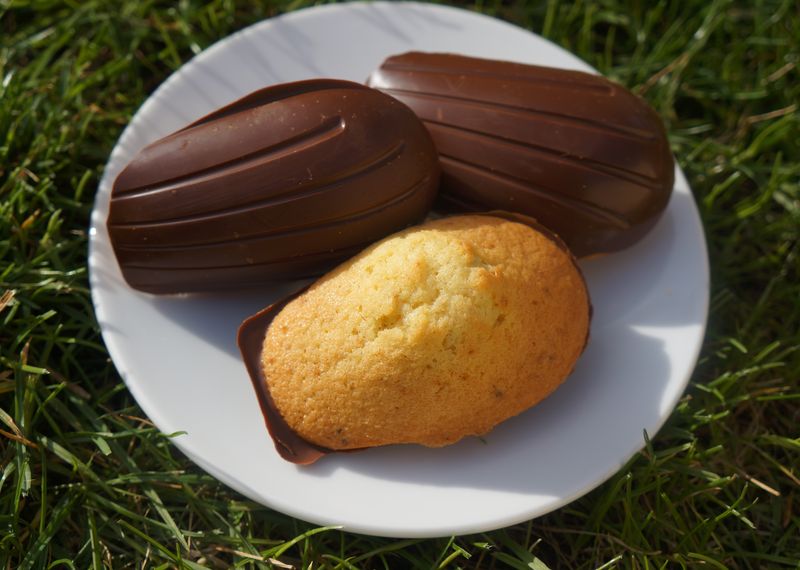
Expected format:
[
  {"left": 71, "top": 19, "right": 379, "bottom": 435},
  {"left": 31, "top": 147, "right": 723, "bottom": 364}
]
[{"left": 1, "top": 0, "right": 798, "bottom": 568}]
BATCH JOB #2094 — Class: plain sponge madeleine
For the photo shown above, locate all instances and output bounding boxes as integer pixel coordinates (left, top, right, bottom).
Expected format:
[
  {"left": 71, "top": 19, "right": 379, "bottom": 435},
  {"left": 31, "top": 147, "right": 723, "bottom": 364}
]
[{"left": 258, "top": 214, "right": 590, "bottom": 452}]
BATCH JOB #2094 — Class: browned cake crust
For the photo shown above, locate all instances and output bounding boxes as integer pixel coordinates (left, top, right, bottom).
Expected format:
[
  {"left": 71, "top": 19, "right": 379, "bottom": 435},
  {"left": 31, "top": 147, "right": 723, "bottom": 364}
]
[{"left": 261, "top": 214, "right": 590, "bottom": 450}]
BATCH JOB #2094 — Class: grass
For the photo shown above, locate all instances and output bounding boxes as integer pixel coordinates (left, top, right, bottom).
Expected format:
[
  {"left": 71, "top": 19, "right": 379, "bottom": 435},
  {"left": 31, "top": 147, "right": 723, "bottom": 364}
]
[{"left": 1, "top": 0, "right": 798, "bottom": 567}]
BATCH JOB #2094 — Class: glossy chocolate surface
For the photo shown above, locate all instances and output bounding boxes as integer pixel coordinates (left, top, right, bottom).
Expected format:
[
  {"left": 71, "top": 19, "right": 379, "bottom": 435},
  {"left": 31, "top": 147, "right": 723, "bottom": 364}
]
[
  {"left": 108, "top": 79, "right": 440, "bottom": 294},
  {"left": 368, "top": 53, "right": 674, "bottom": 256}
]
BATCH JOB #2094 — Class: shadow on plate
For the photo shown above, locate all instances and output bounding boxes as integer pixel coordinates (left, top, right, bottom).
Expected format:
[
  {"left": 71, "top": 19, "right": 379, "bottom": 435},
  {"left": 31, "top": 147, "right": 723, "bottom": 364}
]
[
  {"left": 150, "top": 281, "right": 311, "bottom": 358},
  {"left": 579, "top": 189, "right": 708, "bottom": 329}
]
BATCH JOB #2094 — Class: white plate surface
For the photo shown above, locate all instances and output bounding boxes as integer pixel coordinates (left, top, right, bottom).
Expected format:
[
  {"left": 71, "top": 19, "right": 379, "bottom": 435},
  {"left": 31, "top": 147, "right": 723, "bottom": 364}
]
[{"left": 89, "top": 2, "right": 709, "bottom": 538}]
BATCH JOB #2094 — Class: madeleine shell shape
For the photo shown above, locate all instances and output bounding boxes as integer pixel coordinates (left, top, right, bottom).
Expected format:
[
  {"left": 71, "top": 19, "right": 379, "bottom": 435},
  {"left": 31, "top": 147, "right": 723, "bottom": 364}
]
[
  {"left": 368, "top": 52, "right": 674, "bottom": 257},
  {"left": 246, "top": 214, "right": 590, "bottom": 460},
  {"left": 107, "top": 79, "right": 440, "bottom": 294}
]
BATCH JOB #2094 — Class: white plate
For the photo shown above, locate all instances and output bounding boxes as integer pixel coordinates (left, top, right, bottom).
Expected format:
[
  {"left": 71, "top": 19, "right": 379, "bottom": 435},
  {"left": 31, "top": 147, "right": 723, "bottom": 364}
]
[{"left": 89, "top": 1, "right": 709, "bottom": 538}]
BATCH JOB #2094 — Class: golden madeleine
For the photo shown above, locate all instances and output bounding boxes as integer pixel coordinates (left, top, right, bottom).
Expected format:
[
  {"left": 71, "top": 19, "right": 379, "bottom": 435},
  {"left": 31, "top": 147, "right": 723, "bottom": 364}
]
[{"left": 260, "top": 214, "right": 590, "bottom": 450}]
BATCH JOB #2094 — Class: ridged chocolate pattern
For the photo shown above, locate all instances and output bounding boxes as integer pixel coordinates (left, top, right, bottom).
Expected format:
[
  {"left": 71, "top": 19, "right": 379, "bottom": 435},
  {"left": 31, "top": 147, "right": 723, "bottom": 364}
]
[
  {"left": 367, "top": 53, "right": 675, "bottom": 256},
  {"left": 108, "top": 79, "right": 440, "bottom": 293}
]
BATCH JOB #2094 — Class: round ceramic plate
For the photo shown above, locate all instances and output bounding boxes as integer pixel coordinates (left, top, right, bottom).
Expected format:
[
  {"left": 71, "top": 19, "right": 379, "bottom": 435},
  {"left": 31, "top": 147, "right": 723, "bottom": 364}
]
[{"left": 89, "top": 2, "right": 709, "bottom": 538}]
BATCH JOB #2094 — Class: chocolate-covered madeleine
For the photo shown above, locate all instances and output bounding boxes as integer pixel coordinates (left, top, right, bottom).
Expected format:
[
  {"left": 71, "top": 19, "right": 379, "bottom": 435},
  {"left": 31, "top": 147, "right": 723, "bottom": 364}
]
[
  {"left": 108, "top": 79, "right": 440, "bottom": 294},
  {"left": 367, "top": 52, "right": 674, "bottom": 256},
  {"left": 239, "top": 214, "right": 591, "bottom": 464}
]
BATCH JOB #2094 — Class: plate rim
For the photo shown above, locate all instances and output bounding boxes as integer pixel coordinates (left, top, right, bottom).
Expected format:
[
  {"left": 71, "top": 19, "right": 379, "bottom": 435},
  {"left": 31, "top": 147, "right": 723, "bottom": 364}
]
[{"left": 89, "top": 0, "right": 710, "bottom": 538}]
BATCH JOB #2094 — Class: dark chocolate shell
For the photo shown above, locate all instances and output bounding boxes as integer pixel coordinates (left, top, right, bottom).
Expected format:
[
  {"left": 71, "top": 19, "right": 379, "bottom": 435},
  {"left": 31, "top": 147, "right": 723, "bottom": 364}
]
[
  {"left": 108, "top": 79, "right": 440, "bottom": 294},
  {"left": 367, "top": 53, "right": 674, "bottom": 256}
]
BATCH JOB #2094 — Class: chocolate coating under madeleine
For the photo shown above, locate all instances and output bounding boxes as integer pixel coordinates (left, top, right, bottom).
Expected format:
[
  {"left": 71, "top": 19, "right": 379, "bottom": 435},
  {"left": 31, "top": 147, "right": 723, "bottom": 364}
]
[
  {"left": 107, "top": 79, "right": 440, "bottom": 294},
  {"left": 238, "top": 288, "right": 329, "bottom": 465},
  {"left": 367, "top": 52, "right": 674, "bottom": 256}
]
